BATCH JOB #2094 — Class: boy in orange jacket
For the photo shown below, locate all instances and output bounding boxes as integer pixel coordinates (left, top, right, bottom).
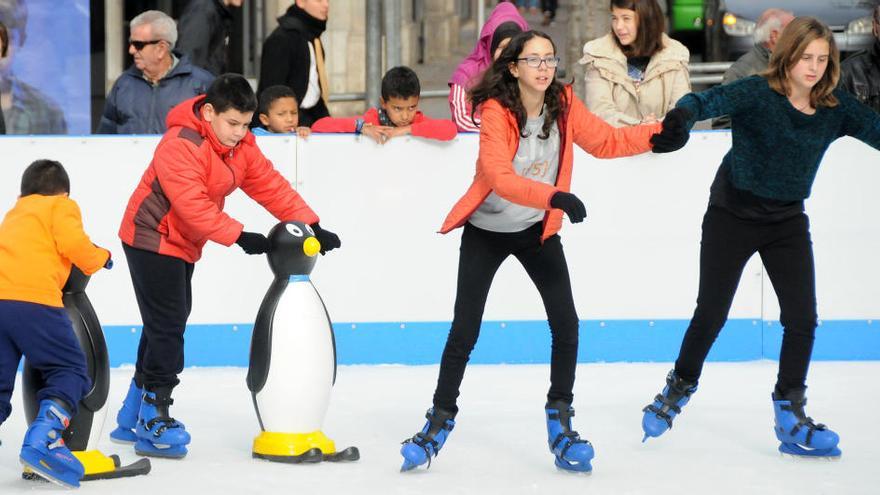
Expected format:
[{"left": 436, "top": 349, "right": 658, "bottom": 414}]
[
  {"left": 112, "top": 74, "right": 341, "bottom": 459},
  {"left": 312, "top": 66, "right": 458, "bottom": 144},
  {"left": 0, "top": 160, "right": 112, "bottom": 488}
]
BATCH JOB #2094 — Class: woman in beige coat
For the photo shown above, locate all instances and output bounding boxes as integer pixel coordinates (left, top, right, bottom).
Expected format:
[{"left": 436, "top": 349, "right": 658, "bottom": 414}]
[{"left": 579, "top": 0, "right": 690, "bottom": 127}]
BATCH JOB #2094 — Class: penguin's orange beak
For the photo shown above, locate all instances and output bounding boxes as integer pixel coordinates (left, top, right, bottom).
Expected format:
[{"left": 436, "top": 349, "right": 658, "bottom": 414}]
[{"left": 303, "top": 236, "right": 321, "bottom": 257}]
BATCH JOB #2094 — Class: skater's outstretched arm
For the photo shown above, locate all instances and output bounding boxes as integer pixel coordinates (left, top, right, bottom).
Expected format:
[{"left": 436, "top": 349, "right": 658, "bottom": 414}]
[
  {"left": 672, "top": 76, "right": 763, "bottom": 129},
  {"left": 238, "top": 147, "right": 319, "bottom": 225},
  {"left": 569, "top": 93, "right": 662, "bottom": 158},
  {"left": 838, "top": 89, "right": 880, "bottom": 150},
  {"left": 51, "top": 198, "right": 111, "bottom": 275}
]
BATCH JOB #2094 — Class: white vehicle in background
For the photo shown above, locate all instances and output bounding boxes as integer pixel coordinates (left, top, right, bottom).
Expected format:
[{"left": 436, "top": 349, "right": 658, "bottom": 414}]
[{"left": 704, "top": 0, "right": 877, "bottom": 61}]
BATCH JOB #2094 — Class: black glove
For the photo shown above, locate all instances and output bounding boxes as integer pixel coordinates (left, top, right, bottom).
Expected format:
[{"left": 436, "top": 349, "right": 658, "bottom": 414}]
[
  {"left": 235, "top": 231, "right": 270, "bottom": 255},
  {"left": 550, "top": 191, "right": 587, "bottom": 223},
  {"left": 650, "top": 107, "right": 691, "bottom": 153},
  {"left": 310, "top": 223, "right": 341, "bottom": 255}
]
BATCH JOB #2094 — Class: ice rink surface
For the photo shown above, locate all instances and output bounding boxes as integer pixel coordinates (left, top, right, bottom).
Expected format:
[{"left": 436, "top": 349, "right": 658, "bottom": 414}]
[{"left": 0, "top": 362, "right": 876, "bottom": 494}]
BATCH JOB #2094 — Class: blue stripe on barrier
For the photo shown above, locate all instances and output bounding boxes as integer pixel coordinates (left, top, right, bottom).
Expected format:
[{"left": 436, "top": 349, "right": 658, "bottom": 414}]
[{"left": 101, "top": 319, "right": 880, "bottom": 367}]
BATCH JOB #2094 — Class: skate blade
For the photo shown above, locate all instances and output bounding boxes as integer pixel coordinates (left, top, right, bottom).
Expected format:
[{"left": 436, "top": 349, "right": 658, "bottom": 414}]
[
  {"left": 20, "top": 459, "right": 79, "bottom": 489},
  {"left": 82, "top": 458, "right": 152, "bottom": 480},
  {"left": 555, "top": 465, "right": 593, "bottom": 476},
  {"left": 323, "top": 446, "right": 360, "bottom": 462},
  {"left": 779, "top": 445, "right": 842, "bottom": 462},
  {"left": 253, "top": 448, "right": 323, "bottom": 464}
]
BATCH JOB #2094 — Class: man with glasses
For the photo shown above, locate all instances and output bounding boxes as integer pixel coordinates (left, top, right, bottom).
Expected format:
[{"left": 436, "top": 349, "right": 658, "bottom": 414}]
[{"left": 98, "top": 10, "right": 214, "bottom": 134}]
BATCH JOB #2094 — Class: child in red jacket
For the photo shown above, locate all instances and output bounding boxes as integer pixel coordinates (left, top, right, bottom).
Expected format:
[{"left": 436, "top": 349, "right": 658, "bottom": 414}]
[
  {"left": 0, "top": 160, "right": 112, "bottom": 487},
  {"left": 312, "top": 66, "right": 457, "bottom": 144},
  {"left": 113, "top": 74, "right": 341, "bottom": 460}
]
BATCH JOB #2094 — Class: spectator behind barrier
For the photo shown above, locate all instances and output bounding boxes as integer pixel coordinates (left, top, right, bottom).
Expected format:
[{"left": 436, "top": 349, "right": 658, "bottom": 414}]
[
  {"left": 712, "top": 8, "right": 794, "bottom": 129},
  {"left": 312, "top": 66, "right": 457, "bottom": 144},
  {"left": 252, "top": 84, "right": 311, "bottom": 138},
  {"left": 257, "top": 0, "right": 331, "bottom": 128},
  {"left": 839, "top": 5, "right": 880, "bottom": 113},
  {"left": 449, "top": 2, "right": 527, "bottom": 132},
  {"left": 579, "top": 0, "right": 690, "bottom": 127},
  {"left": 0, "top": 20, "right": 7, "bottom": 134},
  {"left": 97, "top": 10, "right": 214, "bottom": 135},
  {"left": 176, "top": 0, "right": 242, "bottom": 76},
  {"left": 0, "top": 0, "right": 67, "bottom": 134}
]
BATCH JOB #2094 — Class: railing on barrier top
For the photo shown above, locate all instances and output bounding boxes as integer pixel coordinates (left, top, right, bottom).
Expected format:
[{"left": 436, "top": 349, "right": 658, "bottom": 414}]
[{"left": 328, "top": 62, "right": 734, "bottom": 102}]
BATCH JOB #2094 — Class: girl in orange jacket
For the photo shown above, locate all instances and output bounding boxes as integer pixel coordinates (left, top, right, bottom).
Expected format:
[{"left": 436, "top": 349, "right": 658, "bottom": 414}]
[{"left": 399, "top": 30, "right": 689, "bottom": 473}]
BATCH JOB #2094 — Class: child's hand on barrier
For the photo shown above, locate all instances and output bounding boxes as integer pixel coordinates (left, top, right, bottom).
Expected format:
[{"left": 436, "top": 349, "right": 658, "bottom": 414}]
[
  {"left": 296, "top": 127, "right": 311, "bottom": 138},
  {"left": 362, "top": 124, "right": 394, "bottom": 145},
  {"left": 387, "top": 126, "right": 412, "bottom": 139}
]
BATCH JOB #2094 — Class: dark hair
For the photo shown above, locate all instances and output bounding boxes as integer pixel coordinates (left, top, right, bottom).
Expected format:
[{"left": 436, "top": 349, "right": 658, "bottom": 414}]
[
  {"left": 0, "top": 0, "right": 26, "bottom": 46},
  {"left": 258, "top": 85, "right": 298, "bottom": 115},
  {"left": 21, "top": 159, "right": 70, "bottom": 196},
  {"left": 469, "top": 30, "right": 566, "bottom": 140},
  {"left": 204, "top": 73, "right": 258, "bottom": 114},
  {"left": 490, "top": 21, "right": 523, "bottom": 55},
  {"left": 381, "top": 66, "right": 421, "bottom": 100},
  {"left": 764, "top": 16, "right": 840, "bottom": 108},
  {"left": 610, "top": 0, "right": 665, "bottom": 57}
]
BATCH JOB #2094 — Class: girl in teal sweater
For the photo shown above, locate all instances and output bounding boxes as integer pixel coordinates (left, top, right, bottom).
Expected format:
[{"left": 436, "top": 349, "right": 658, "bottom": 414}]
[{"left": 640, "top": 17, "right": 880, "bottom": 458}]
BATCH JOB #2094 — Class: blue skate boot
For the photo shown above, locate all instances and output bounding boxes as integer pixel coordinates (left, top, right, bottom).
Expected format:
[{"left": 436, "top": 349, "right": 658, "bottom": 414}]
[
  {"left": 19, "top": 399, "right": 85, "bottom": 488},
  {"left": 135, "top": 387, "right": 191, "bottom": 459},
  {"left": 545, "top": 400, "right": 594, "bottom": 473},
  {"left": 110, "top": 378, "right": 143, "bottom": 444},
  {"left": 772, "top": 388, "right": 841, "bottom": 458},
  {"left": 642, "top": 370, "right": 698, "bottom": 441},
  {"left": 400, "top": 407, "right": 455, "bottom": 472}
]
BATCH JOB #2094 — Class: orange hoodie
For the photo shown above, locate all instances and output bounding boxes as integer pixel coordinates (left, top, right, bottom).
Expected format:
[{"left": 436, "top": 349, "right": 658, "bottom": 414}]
[
  {"left": 0, "top": 195, "right": 110, "bottom": 307},
  {"left": 440, "top": 86, "right": 662, "bottom": 241}
]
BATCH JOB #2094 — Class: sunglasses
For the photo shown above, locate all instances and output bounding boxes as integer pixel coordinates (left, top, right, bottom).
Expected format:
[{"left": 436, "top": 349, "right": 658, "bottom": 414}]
[{"left": 129, "top": 39, "right": 162, "bottom": 51}]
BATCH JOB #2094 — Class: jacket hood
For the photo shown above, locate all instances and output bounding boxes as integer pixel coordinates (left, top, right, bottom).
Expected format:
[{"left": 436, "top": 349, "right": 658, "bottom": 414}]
[
  {"left": 448, "top": 3, "right": 528, "bottom": 88},
  {"left": 579, "top": 33, "right": 689, "bottom": 68},
  {"left": 165, "top": 95, "right": 255, "bottom": 155}
]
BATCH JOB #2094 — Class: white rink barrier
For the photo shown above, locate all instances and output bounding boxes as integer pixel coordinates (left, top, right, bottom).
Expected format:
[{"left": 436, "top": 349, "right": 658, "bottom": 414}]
[{"left": 0, "top": 132, "right": 878, "bottom": 364}]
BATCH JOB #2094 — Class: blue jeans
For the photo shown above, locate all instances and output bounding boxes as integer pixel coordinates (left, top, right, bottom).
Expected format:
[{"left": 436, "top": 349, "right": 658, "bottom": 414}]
[{"left": 0, "top": 300, "right": 90, "bottom": 423}]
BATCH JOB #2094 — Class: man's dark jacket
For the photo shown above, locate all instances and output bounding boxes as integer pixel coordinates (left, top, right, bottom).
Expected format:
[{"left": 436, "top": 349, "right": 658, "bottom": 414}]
[
  {"left": 257, "top": 4, "right": 329, "bottom": 126},
  {"left": 840, "top": 39, "right": 880, "bottom": 114},
  {"left": 97, "top": 54, "right": 215, "bottom": 134},
  {"left": 176, "top": 0, "right": 233, "bottom": 76}
]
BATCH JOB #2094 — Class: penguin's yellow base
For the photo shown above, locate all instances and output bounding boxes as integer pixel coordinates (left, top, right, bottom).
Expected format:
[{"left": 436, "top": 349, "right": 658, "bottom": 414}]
[
  {"left": 74, "top": 450, "right": 118, "bottom": 475},
  {"left": 253, "top": 430, "right": 336, "bottom": 458}
]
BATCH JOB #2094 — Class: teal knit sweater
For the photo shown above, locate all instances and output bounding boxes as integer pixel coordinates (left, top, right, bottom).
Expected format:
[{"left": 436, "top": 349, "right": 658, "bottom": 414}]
[{"left": 675, "top": 76, "right": 880, "bottom": 201}]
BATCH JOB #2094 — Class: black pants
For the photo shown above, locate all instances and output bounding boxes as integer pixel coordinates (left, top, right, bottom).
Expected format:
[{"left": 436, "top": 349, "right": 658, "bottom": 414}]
[
  {"left": 674, "top": 207, "right": 818, "bottom": 394},
  {"left": 123, "top": 244, "right": 194, "bottom": 390},
  {"left": 432, "top": 222, "right": 580, "bottom": 413}
]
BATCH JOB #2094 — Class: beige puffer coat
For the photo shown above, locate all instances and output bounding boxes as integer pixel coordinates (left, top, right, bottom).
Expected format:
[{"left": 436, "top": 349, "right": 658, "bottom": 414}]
[{"left": 579, "top": 33, "right": 691, "bottom": 127}]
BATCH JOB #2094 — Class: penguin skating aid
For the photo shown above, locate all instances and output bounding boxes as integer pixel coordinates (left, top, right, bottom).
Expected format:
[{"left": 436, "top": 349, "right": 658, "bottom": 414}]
[
  {"left": 21, "top": 267, "right": 151, "bottom": 482},
  {"left": 247, "top": 222, "right": 358, "bottom": 463}
]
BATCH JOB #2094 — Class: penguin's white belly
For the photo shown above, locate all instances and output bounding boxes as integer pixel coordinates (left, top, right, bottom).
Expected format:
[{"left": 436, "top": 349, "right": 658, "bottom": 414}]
[
  {"left": 255, "top": 281, "right": 334, "bottom": 432},
  {"left": 86, "top": 406, "right": 109, "bottom": 450}
]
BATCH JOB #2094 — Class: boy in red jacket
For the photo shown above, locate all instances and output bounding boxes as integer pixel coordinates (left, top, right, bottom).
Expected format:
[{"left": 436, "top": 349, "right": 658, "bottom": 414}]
[
  {"left": 312, "top": 66, "right": 457, "bottom": 144},
  {"left": 113, "top": 74, "right": 340, "bottom": 459},
  {"left": 0, "top": 160, "right": 112, "bottom": 487}
]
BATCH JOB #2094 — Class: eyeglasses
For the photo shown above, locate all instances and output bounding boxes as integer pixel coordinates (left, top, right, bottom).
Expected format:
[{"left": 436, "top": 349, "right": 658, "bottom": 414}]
[
  {"left": 129, "top": 39, "right": 163, "bottom": 51},
  {"left": 516, "top": 56, "right": 560, "bottom": 68}
]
